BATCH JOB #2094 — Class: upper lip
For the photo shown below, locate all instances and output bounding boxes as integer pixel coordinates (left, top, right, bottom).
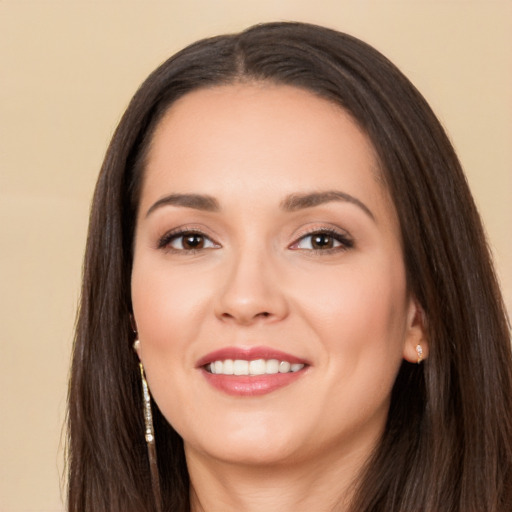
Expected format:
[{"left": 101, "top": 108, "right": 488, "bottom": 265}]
[{"left": 196, "top": 346, "right": 309, "bottom": 368}]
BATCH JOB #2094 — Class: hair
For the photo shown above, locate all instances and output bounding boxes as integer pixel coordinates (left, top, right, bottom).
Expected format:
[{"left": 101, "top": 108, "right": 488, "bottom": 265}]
[{"left": 67, "top": 21, "right": 512, "bottom": 512}]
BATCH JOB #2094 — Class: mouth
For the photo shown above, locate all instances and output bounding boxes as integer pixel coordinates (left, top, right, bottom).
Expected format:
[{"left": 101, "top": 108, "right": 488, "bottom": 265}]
[
  {"left": 197, "top": 346, "right": 309, "bottom": 396},
  {"left": 206, "top": 358, "right": 305, "bottom": 375}
]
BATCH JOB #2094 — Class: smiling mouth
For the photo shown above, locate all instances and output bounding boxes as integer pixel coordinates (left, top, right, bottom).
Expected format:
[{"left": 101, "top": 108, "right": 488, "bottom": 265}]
[
  {"left": 206, "top": 359, "right": 305, "bottom": 376},
  {"left": 198, "top": 347, "right": 309, "bottom": 396}
]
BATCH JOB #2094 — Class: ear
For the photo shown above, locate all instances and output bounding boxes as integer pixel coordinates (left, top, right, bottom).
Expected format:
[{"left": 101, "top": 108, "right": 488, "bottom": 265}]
[{"left": 402, "top": 297, "right": 428, "bottom": 364}]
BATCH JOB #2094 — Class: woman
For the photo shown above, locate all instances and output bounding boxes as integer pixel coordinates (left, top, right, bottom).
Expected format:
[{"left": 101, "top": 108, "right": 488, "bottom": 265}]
[{"left": 67, "top": 22, "right": 512, "bottom": 511}]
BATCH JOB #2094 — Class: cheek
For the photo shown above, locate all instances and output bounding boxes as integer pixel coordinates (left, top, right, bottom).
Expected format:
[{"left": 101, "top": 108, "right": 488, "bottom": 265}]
[
  {"left": 289, "top": 262, "right": 409, "bottom": 439},
  {"left": 295, "top": 257, "right": 409, "bottom": 363},
  {"left": 131, "top": 256, "right": 212, "bottom": 430},
  {"left": 131, "top": 255, "right": 212, "bottom": 352},
  {"left": 130, "top": 255, "right": 212, "bottom": 421}
]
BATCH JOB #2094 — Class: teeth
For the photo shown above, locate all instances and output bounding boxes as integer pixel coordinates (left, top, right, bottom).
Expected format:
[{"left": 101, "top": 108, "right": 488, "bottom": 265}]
[
  {"left": 266, "top": 359, "right": 279, "bottom": 374},
  {"left": 279, "top": 361, "right": 291, "bottom": 373},
  {"left": 207, "top": 359, "right": 305, "bottom": 376},
  {"left": 249, "top": 359, "right": 266, "bottom": 375},
  {"left": 233, "top": 360, "right": 249, "bottom": 375},
  {"left": 223, "top": 359, "right": 234, "bottom": 375}
]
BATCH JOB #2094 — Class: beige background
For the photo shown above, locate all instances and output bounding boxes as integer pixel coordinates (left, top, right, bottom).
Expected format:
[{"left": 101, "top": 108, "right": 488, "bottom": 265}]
[{"left": 1, "top": 1, "right": 510, "bottom": 511}]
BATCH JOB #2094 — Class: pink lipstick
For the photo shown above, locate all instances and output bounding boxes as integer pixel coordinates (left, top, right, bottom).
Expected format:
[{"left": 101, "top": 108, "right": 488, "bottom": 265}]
[{"left": 197, "top": 346, "right": 309, "bottom": 397}]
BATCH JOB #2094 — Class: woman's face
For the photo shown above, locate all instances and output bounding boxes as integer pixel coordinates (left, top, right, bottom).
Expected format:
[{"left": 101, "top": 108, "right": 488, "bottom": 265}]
[{"left": 131, "top": 84, "right": 424, "bottom": 468}]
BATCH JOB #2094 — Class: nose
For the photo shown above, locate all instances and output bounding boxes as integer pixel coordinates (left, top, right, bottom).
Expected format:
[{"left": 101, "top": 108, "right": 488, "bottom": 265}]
[{"left": 214, "top": 249, "right": 289, "bottom": 326}]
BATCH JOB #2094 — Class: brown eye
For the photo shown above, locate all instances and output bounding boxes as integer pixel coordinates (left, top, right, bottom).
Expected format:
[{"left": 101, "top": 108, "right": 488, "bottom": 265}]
[
  {"left": 290, "top": 229, "right": 354, "bottom": 252},
  {"left": 311, "top": 233, "right": 335, "bottom": 249},
  {"left": 182, "top": 233, "right": 205, "bottom": 250},
  {"left": 159, "top": 230, "right": 219, "bottom": 252}
]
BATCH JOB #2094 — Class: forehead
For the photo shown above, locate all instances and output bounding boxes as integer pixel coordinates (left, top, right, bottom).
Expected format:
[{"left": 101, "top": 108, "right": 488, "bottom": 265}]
[
  {"left": 149, "top": 83, "right": 375, "bottom": 164},
  {"left": 140, "top": 83, "right": 392, "bottom": 221}
]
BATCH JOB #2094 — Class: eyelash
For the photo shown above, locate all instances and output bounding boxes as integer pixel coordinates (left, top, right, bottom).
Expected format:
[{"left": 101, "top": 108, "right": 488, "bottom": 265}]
[
  {"left": 157, "top": 227, "right": 354, "bottom": 254},
  {"left": 289, "top": 228, "right": 354, "bottom": 253},
  {"left": 157, "top": 228, "right": 219, "bottom": 253}
]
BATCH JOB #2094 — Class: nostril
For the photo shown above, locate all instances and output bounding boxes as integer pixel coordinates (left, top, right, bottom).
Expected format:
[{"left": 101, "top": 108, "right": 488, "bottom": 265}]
[{"left": 220, "top": 310, "right": 272, "bottom": 323}]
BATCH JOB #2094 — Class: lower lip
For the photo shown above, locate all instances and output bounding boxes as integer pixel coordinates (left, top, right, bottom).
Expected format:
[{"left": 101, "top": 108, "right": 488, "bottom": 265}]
[{"left": 201, "top": 368, "right": 307, "bottom": 396}]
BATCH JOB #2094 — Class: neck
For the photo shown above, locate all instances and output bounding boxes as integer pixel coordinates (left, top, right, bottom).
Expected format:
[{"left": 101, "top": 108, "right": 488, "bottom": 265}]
[{"left": 186, "top": 442, "right": 372, "bottom": 512}]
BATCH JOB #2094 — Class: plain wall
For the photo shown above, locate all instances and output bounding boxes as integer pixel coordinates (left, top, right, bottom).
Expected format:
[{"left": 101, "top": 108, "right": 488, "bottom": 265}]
[{"left": 1, "top": 1, "right": 510, "bottom": 510}]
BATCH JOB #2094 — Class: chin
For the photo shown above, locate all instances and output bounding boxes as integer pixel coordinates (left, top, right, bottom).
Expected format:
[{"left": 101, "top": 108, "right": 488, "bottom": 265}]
[{"left": 182, "top": 422, "right": 306, "bottom": 467}]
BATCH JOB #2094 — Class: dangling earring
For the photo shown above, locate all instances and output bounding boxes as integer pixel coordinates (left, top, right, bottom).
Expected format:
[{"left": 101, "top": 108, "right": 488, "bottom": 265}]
[
  {"left": 133, "top": 339, "right": 162, "bottom": 512},
  {"left": 139, "top": 360, "right": 156, "bottom": 444},
  {"left": 416, "top": 344, "right": 424, "bottom": 364}
]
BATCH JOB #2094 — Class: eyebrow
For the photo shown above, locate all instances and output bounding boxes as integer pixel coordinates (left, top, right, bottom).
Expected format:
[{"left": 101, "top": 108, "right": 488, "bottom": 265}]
[
  {"left": 145, "top": 193, "right": 220, "bottom": 217},
  {"left": 280, "top": 190, "right": 375, "bottom": 220},
  {"left": 145, "top": 190, "right": 374, "bottom": 221}
]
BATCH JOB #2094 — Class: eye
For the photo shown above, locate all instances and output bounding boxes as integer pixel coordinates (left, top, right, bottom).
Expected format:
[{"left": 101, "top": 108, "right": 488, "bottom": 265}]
[
  {"left": 290, "top": 229, "right": 353, "bottom": 252},
  {"left": 158, "top": 230, "right": 219, "bottom": 252}
]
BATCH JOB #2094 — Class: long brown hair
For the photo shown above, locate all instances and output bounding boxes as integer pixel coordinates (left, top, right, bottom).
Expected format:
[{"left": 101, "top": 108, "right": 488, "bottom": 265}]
[{"left": 68, "top": 22, "right": 512, "bottom": 511}]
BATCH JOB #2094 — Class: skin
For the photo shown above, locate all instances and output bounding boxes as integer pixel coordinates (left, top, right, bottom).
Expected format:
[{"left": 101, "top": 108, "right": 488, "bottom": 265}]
[{"left": 131, "top": 83, "right": 427, "bottom": 512}]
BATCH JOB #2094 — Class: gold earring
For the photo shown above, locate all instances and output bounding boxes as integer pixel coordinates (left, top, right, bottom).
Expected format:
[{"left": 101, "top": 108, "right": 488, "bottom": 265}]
[
  {"left": 139, "top": 361, "right": 156, "bottom": 444},
  {"left": 133, "top": 340, "right": 162, "bottom": 512},
  {"left": 416, "top": 344, "right": 424, "bottom": 364}
]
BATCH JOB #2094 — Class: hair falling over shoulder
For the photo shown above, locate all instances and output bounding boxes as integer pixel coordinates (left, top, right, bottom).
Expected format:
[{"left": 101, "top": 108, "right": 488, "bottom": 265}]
[{"left": 67, "top": 21, "right": 512, "bottom": 512}]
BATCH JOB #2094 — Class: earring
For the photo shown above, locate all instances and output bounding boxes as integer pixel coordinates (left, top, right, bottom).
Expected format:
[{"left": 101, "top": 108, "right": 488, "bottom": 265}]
[
  {"left": 134, "top": 337, "right": 155, "bottom": 442},
  {"left": 133, "top": 339, "right": 162, "bottom": 512},
  {"left": 139, "top": 361, "right": 156, "bottom": 444},
  {"left": 416, "top": 344, "right": 424, "bottom": 364}
]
